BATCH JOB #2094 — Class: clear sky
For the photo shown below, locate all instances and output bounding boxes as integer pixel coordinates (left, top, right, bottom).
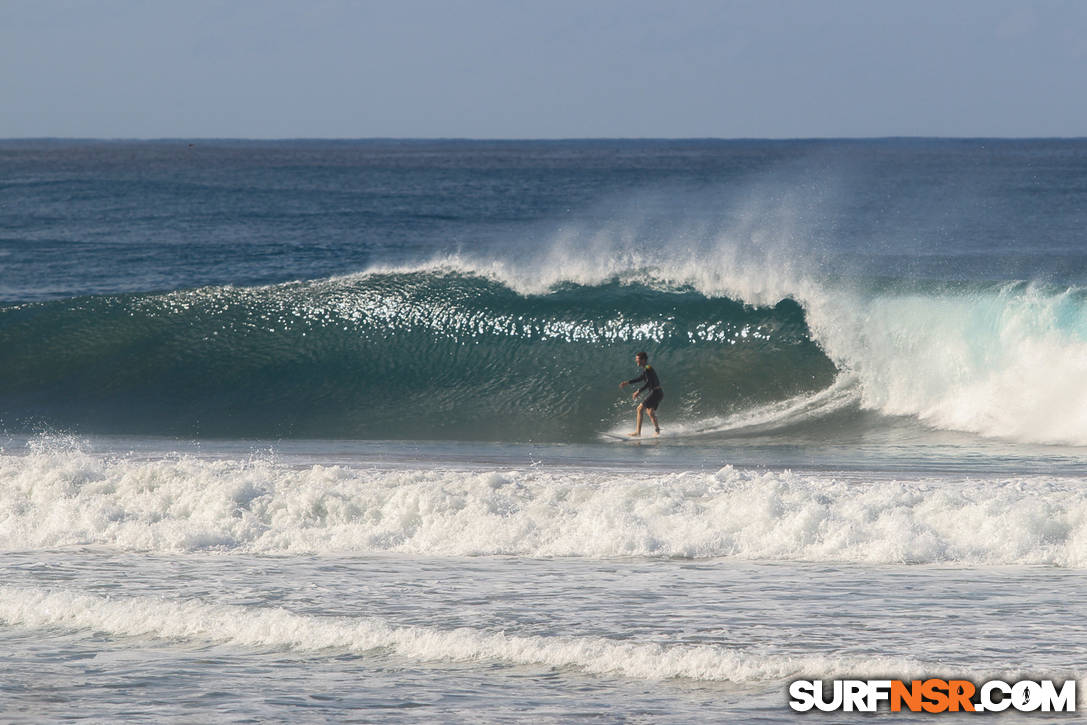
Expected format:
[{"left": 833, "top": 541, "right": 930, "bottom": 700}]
[{"left": 1, "top": 0, "right": 1084, "bottom": 139}]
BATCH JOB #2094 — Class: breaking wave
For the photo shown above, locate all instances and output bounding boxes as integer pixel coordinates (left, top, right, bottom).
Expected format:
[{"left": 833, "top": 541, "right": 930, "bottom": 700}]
[{"left": 4, "top": 258, "right": 1087, "bottom": 445}]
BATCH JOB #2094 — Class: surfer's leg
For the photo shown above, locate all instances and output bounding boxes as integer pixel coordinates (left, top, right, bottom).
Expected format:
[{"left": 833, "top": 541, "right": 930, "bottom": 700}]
[
  {"left": 630, "top": 403, "right": 644, "bottom": 436},
  {"left": 643, "top": 389, "right": 662, "bottom": 435}
]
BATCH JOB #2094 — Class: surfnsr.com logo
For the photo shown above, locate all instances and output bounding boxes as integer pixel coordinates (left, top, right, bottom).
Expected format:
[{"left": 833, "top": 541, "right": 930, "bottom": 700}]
[{"left": 789, "top": 679, "right": 1076, "bottom": 713}]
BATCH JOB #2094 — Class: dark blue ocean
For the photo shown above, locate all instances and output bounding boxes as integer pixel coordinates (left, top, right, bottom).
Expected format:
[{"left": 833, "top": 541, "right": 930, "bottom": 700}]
[{"left": 2, "top": 140, "right": 1086, "bottom": 722}]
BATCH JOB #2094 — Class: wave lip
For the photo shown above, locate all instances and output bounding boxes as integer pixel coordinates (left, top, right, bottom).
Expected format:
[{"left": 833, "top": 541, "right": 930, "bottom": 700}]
[
  {"left": 4, "top": 448, "right": 1087, "bottom": 566},
  {"left": 0, "top": 585, "right": 930, "bottom": 683}
]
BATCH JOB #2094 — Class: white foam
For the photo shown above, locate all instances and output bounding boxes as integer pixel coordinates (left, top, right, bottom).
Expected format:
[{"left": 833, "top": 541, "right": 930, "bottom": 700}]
[
  {"left": 810, "top": 283, "right": 1087, "bottom": 446},
  {"left": 4, "top": 448, "right": 1087, "bottom": 565},
  {"left": 0, "top": 585, "right": 928, "bottom": 682}
]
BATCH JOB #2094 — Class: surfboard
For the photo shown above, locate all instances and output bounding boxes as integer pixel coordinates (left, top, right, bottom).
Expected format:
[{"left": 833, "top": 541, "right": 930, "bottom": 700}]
[{"left": 601, "top": 433, "right": 660, "bottom": 443}]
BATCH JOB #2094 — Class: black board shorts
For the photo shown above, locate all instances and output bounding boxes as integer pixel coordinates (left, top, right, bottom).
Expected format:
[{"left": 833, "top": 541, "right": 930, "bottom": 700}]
[{"left": 642, "top": 389, "right": 663, "bottom": 410}]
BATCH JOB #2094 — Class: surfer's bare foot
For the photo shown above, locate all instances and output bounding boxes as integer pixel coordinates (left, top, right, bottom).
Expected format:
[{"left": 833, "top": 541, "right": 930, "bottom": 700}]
[
  {"left": 654, "top": 428, "right": 661, "bottom": 436},
  {"left": 628, "top": 432, "right": 640, "bottom": 437}
]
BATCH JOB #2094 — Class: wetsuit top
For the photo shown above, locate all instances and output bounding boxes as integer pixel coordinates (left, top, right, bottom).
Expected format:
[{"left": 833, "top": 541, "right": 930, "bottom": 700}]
[{"left": 627, "top": 365, "right": 661, "bottom": 395}]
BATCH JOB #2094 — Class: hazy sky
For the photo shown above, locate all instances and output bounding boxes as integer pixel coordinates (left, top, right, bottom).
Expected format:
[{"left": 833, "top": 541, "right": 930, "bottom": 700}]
[{"left": 1, "top": 0, "right": 1084, "bottom": 138}]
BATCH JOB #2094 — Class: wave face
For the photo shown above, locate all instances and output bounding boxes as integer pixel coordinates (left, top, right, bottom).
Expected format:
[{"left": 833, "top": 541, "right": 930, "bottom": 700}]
[
  {"left": 7, "top": 263, "right": 1087, "bottom": 445},
  {"left": 0, "top": 271, "right": 834, "bottom": 441},
  {"left": 4, "top": 447, "right": 1087, "bottom": 565}
]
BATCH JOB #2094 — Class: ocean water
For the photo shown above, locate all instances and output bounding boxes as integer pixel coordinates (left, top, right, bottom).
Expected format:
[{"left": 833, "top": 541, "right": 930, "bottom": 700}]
[{"left": 2, "top": 138, "right": 1087, "bottom": 722}]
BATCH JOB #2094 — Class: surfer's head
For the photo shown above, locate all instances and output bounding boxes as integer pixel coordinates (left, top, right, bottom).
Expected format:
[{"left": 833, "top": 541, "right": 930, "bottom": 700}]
[{"left": 635, "top": 351, "right": 648, "bottom": 366}]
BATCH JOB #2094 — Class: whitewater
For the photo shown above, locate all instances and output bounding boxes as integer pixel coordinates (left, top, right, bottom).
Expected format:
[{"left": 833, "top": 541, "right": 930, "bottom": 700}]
[
  {"left": 4, "top": 443, "right": 1087, "bottom": 565},
  {"left": 3, "top": 138, "right": 1087, "bottom": 721}
]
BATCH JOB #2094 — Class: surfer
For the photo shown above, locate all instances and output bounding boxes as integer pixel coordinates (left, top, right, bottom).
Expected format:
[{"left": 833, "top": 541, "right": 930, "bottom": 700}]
[{"left": 619, "top": 351, "right": 662, "bottom": 436}]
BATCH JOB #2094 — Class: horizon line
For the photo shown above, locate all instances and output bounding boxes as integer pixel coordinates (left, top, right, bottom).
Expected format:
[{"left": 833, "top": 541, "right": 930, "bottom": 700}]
[{"left": 2, "top": 135, "right": 1086, "bottom": 143}]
